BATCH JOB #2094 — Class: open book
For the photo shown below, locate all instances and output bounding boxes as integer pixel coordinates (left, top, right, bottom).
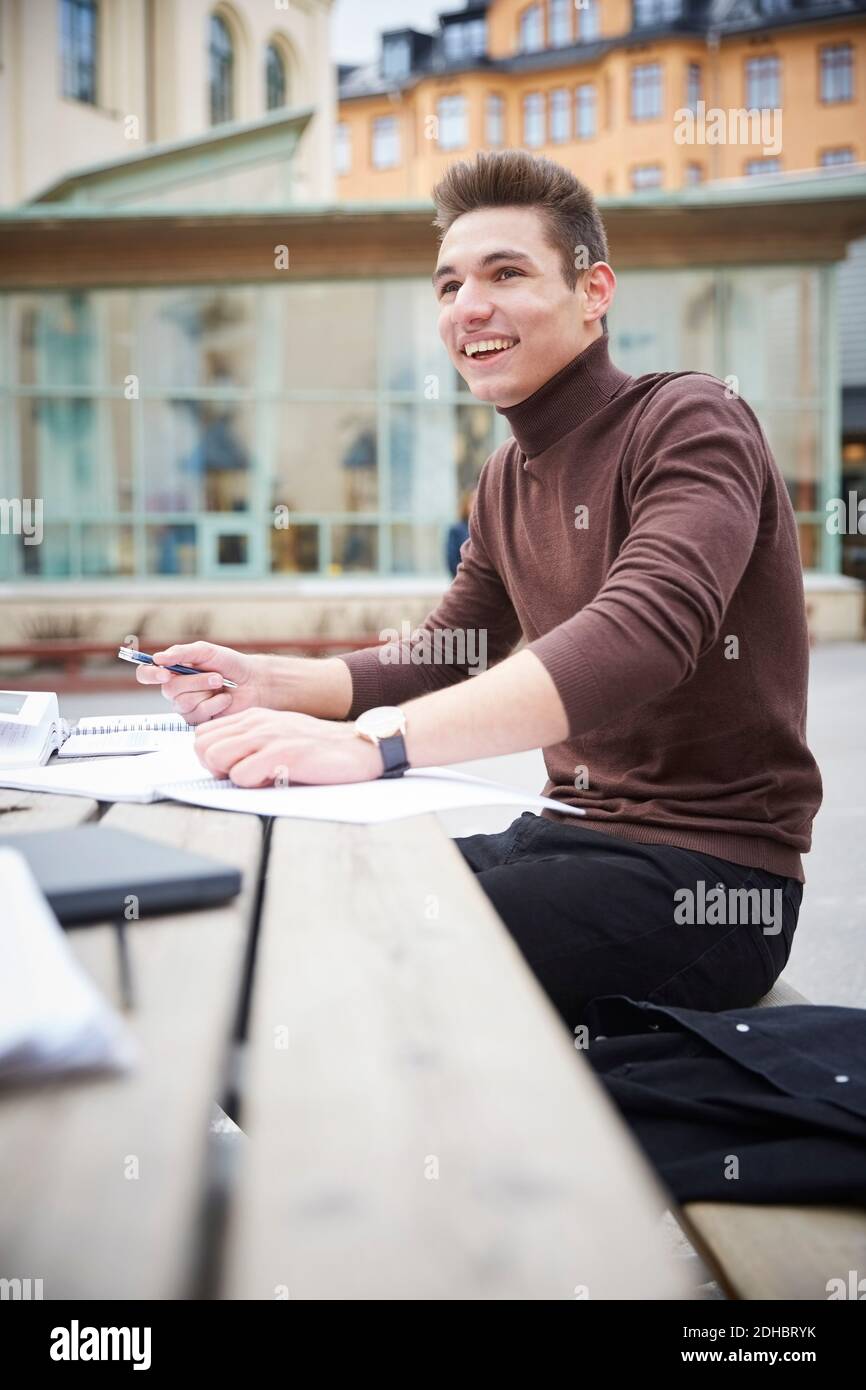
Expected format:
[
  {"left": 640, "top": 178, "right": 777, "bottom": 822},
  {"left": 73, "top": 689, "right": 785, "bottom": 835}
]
[{"left": 0, "top": 690, "right": 189, "bottom": 767}]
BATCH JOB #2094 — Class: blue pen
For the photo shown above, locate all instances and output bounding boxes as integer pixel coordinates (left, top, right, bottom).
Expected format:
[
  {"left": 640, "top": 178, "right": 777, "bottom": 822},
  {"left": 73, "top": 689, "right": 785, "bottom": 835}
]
[{"left": 117, "top": 646, "right": 238, "bottom": 688}]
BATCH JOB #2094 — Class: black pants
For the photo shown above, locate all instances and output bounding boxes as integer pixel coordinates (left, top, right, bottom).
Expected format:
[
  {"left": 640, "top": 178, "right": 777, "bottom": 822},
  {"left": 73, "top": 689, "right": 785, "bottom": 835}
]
[{"left": 454, "top": 812, "right": 802, "bottom": 1035}]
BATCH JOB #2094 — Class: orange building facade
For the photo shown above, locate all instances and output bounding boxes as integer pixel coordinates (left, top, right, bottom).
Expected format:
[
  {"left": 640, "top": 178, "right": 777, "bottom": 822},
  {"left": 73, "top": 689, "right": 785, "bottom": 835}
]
[{"left": 336, "top": 0, "right": 865, "bottom": 200}]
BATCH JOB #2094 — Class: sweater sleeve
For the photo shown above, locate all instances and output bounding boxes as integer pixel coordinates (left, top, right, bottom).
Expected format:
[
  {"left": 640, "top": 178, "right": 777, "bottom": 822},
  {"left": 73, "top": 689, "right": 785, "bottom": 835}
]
[
  {"left": 527, "top": 380, "right": 767, "bottom": 737},
  {"left": 341, "top": 452, "right": 524, "bottom": 719}
]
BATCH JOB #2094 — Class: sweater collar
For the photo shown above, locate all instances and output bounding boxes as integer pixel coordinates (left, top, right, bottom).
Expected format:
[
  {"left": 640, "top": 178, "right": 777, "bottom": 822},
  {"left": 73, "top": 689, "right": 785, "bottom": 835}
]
[{"left": 496, "top": 333, "right": 632, "bottom": 460}]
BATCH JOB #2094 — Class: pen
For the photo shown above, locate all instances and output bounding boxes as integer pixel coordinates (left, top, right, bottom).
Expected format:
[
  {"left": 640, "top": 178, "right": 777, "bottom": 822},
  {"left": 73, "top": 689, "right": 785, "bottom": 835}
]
[{"left": 117, "top": 646, "right": 239, "bottom": 688}]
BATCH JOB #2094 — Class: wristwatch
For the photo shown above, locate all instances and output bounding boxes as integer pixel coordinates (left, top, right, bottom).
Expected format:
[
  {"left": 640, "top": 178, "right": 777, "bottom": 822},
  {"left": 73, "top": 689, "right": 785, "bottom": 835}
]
[{"left": 354, "top": 706, "right": 410, "bottom": 779}]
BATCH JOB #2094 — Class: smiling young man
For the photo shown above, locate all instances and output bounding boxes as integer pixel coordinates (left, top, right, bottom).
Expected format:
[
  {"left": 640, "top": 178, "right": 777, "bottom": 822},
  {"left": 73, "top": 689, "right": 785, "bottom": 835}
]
[{"left": 139, "top": 150, "right": 822, "bottom": 1033}]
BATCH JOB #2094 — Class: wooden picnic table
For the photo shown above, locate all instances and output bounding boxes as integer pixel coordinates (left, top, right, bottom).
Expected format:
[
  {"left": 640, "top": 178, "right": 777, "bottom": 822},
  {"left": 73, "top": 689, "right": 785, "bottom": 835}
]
[{"left": 0, "top": 787, "right": 693, "bottom": 1300}]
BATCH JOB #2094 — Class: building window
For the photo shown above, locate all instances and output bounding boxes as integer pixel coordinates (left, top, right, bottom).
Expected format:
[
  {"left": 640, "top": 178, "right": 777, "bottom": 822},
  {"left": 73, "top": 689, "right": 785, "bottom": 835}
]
[
  {"left": 335, "top": 122, "right": 351, "bottom": 175},
  {"left": 209, "top": 13, "right": 234, "bottom": 125},
  {"left": 633, "top": 0, "right": 682, "bottom": 24},
  {"left": 578, "top": 0, "right": 600, "bottom": 41},
  {"left": 549, "top": 0, "right": 572, "bottom": 47},
  {"left": 686, "top": 62, "right": 701, "bottom": 112},
  {"left": 631, "top": 164, "right": 662, "bottom": 189},
  {"left": 60, "top": 0, "right": 98, "bottom": 104},
  {"left": 745, "top": 55, "right": 779, "bottom": 109},
  {"left": 485, "top": 92, "right": 505, "bottom": 146},
  {"left": 519, "top": 4, "right": 543, "bottom": 54},
  {"left": 550, "top": 88, "right": 570, "bottom": 141},
  {"left": 820, "top": 147, "right": 854, "bottom": 166},
  {"left": 523, "top": 91, "right": 545, "bottom": 147},
  {"left": 372, "top": 115, "right": 400, "bottom": 169},
  {"left": 745, "top": 157, "right": 781, "bottom": 175},
  {"left": 631, "top": 63, "right": 662, "bottom": 120},
  {"left": 820, "top": 43, "right": 853, "bottom": 104},
  {"left": 443, "top": 25, "right": 461, "bottom": 62},
  {"left": 443, "top": 19, "right": 487, "bottom": 61},
  {"left": 265, "top": 43, "right": 286, "bottom": 110},
  {"left": 382, "top": 34, "right": 411, "bottom": 81},
  {"left": 575, "top": 83, "right": 596, "bottom": 139},
  {"left": 684, "top": 162, "right": 703, "bottom": 185},
  {"left": 437, "top": 94, "right": 466, "bottom": 151}
]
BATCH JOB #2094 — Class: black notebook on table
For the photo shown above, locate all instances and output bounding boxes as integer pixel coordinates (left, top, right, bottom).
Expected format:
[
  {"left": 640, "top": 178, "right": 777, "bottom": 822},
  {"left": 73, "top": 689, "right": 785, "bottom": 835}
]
[{"left": 0, "top": 826, "right": 242, "bottom": 925}]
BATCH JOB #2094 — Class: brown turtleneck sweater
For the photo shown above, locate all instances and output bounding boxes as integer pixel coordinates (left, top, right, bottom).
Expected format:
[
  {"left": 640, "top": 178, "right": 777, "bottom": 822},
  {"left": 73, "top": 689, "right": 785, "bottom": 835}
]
[{"left": 342, "top": 333, "right": 822, "bottom": 881}]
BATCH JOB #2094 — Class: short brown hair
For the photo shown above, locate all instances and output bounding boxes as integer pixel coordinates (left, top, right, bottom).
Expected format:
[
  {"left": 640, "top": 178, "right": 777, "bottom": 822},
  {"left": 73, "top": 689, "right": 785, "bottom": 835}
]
[{"left": 431, "top": 149, "right": 610, "bottom": 330}]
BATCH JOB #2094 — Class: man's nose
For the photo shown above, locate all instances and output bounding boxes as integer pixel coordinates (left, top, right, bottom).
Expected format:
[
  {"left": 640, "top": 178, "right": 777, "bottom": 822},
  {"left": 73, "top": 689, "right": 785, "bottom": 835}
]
[{"left": 453, "top": 282, "right": 494, "bottom": 323}]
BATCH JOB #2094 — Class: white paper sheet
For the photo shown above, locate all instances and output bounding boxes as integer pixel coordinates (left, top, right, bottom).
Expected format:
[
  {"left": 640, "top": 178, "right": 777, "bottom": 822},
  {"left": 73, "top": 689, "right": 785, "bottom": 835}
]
[
  {"left": 166, "top": 765, "right": 587, "bottom": 824},
  {"left": 0, "top": 741, "right": 586, "bottom": 824},
  {"left": 0, "top": 735, "right": 203, "bottom": 802}
]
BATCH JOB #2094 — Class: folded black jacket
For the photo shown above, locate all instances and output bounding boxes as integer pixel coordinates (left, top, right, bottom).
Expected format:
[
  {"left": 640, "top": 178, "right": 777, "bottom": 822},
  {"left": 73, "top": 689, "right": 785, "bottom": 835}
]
[{"left": 582, "top": 996, "right": 866, "bottom": 1205}]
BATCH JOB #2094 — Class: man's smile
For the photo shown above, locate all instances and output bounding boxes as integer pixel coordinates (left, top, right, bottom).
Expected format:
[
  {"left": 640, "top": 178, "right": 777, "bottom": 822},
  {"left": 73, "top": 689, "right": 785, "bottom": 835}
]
[{"left": 460, "top": 336, "right": 520, "bottom": 366}]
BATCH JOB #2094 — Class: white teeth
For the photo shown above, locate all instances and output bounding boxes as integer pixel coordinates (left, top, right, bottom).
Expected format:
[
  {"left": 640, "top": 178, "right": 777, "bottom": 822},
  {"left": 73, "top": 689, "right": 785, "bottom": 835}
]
[{"left": 463, "top": 338, "right": 517, "bottom": 357}]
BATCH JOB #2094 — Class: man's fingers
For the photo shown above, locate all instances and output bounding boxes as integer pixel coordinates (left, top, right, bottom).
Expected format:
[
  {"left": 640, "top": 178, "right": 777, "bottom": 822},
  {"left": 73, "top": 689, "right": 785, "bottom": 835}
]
[
  {"left": 153, "top": 642, "right": 217, "bottom": 666},
  {"left": 194, "top": 707, "right": 259, "bottom": 745},
  {"left": 151, "top": 671, "right": 224, "bottom": 701},
  {"left": 180, "top": 692, "right": 234, "bottom": 725},
  {"left": 226, "top": 751, "right": 279, "bottom": 788},
  {"left": 195, "top": 731, "right": 260, "bottom": 774},
  {"left": 135, "top": 662, "right": 169, "bottom": 685},
  {"left": 172, "top": 690, "right": 213, "bottom": 716}
]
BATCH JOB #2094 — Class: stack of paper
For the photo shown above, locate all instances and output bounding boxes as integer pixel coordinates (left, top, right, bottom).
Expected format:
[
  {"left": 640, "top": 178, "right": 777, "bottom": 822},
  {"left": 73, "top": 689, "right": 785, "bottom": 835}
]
[{"left": 0, "top": 848, "right": 138, "bottom": 1083}]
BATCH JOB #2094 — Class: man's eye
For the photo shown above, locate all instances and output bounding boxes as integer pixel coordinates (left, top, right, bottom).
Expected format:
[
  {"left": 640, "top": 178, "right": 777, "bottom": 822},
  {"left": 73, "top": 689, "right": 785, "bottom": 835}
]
[{"left": 440, "top": 267, "right": 521, "bottom": 297}]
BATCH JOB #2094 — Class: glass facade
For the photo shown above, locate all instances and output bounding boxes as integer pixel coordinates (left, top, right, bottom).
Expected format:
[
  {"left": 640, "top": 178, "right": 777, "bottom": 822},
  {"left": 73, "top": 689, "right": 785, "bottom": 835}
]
[
  {"left": 0, "top": 282, "right": 508, "bottom": 582},
  {"left": 0, "top": 267, "right": 837, "bottom": 582},
  {"left": 609, "top": 267, "right": 832, "bottom": 570}
]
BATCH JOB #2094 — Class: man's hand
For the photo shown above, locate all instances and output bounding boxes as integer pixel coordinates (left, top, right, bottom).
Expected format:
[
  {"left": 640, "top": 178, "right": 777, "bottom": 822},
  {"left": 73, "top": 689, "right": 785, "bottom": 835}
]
[
  {"left": 134, "top": 642, "right": 270, "bottom": 723},
  {"left": 193, "top": 708, "right": 383, "bottom": 787}
]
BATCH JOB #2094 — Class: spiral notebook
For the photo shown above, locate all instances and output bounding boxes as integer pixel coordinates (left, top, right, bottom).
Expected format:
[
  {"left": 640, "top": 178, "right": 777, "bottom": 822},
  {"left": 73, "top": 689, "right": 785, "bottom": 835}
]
[
  {"left": 0, "top": 690, "right": 189, "bottom": 767},
  {"left": 58, "top": 713, "right": 190, "bottom": 759}
]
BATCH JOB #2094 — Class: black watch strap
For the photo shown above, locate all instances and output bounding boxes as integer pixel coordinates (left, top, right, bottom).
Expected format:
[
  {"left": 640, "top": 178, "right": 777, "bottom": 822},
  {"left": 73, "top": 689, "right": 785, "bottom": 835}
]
[{"left": 378, "top": 732, "right": 409, "bottom": 778}]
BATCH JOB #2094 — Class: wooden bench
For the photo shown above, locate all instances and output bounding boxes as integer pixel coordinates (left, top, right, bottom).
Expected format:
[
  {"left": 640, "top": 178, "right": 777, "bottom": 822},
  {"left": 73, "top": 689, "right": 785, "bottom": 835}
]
[{"left": 673, "top": 976, "right": 866, "bottom": 1300}]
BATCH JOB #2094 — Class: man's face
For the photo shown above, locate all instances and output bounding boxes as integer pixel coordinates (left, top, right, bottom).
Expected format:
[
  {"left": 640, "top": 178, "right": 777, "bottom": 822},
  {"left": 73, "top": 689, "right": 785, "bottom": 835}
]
[{"left": 433, "top": 206, "right": 597, "bottom": 407}]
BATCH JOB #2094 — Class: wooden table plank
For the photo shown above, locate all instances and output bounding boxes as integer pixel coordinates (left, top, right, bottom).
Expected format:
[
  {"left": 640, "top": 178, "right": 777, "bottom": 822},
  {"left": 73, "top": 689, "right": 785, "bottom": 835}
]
[
  {"left": 0, "top": 798, "right": 263, "bottom": 1300},
  {"left": 223, "top": 813, "right": 692, "bottom": 1300},
  {"left": 681, "top": 1203, "right": 866, "bottom": 1300},
  {"left": 0, "top": 788, "right": 98, "bottom": 831}
]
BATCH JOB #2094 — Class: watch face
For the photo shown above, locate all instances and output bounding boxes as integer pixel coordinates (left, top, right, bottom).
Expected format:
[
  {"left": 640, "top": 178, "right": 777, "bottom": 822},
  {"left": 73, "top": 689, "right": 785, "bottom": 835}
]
[{"left": 356, "top": 705, "right": 406, "bottom": 740}]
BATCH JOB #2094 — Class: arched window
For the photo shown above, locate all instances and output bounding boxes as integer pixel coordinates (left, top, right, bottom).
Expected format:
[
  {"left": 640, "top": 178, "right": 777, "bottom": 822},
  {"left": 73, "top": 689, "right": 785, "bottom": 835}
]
[
  {"left": 209, "top": 13, "right": 234, "bottom": 124},
  {"left": 60, "top": 0, "right": 98, "bottom": 104},
  {"left": 265, "top": 42, "right": 287, "bottom": 110}
]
